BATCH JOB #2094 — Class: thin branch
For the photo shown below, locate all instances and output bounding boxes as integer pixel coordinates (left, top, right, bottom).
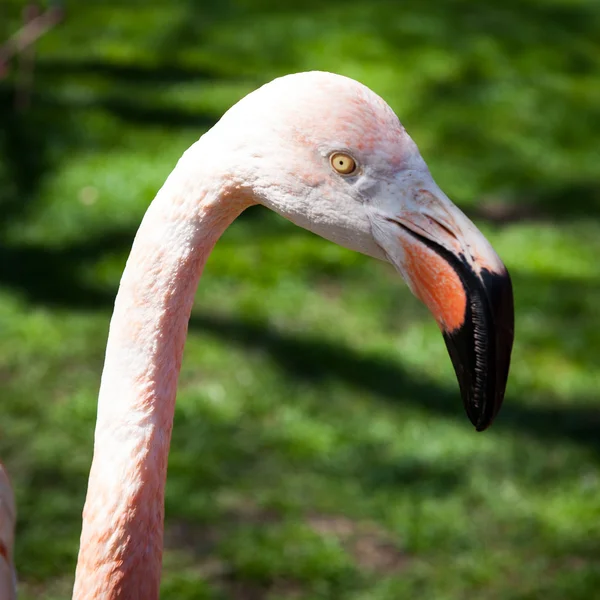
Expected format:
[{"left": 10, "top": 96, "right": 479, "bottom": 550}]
[{"left": 0, "top": 5, "right": 63, "bottom": 68}]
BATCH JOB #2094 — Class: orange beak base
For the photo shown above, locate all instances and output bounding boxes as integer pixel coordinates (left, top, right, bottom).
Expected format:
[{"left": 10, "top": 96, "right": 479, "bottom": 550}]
[{"left": 396, "top": 221, "right": 514, "bottom": 431}]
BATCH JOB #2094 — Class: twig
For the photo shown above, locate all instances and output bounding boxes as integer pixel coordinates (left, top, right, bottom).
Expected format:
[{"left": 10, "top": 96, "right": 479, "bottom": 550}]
[
  {"left": 0, "top": 4, "right": 63, "bottom": 75},
  {"left": 15, "top": 4, "right": 41, "bottom": 110}
]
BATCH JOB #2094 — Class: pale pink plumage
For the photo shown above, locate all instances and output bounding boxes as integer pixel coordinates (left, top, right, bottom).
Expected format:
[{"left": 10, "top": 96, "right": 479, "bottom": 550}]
[{"left": 72, "top": 71, "right": 512, "bottom": 598}]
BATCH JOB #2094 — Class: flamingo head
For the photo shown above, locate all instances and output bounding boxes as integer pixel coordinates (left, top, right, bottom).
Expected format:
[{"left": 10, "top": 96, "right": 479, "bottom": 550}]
[{"left": 208, "top": 71, "right": 514, "bottom": 431}]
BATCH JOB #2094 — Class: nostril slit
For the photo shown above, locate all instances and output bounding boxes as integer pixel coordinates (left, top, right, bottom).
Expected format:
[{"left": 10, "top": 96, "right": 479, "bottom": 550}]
[{"left": 430, "top": 217, "right": 459, "bottom": 242}]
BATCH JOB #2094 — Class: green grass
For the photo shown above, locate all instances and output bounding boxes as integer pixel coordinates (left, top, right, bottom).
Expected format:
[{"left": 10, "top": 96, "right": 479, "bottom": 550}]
[{"left": 1, "top": 1, "right": 599, "bottom": 598}]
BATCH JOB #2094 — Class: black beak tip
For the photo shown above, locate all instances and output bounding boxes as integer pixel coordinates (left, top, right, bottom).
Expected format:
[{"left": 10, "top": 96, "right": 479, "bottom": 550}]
[
  {"left": 475, "top": 420, "right": 490, "bottom": 432},
  {"left": 443, "top": 266, "right": 514, "bottom": 432},
  {"left": 474, "top": 412, "right": 494, "bottom": 433},
  {"left": 460, "top": 383, "right": 499, "bottom": 432}
]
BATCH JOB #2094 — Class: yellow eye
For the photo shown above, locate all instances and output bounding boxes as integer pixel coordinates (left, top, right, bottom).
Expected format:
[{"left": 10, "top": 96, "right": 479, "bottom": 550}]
[{"left": 330, "top": 152, "right": 357, "bottom": 175}]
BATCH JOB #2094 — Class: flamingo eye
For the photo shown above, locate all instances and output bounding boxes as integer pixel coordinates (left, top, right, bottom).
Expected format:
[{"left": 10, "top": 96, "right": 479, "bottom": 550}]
[{"left": 330, "top": 152, "right": 357, "bottom": 175}]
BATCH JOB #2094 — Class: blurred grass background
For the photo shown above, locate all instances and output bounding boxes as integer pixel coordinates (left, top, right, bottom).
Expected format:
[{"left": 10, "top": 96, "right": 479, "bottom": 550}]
[{"left": 1, "top": 0, "right": 599, "bottom": 598}]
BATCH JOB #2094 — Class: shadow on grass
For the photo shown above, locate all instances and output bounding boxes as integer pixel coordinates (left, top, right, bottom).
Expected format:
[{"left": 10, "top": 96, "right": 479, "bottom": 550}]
[
  {"left": 39, "top": 86, "right": 219, "bottom": 129},
  {"left": 0, "top": 216, "right": 598, "bottom": 455},
  {"left": 0, "top": 229, "right": 131, "bottom": 308},
  {"left": 0, "top": 86, "right": 62, "bottom": 229},
  {"left": 466, "top": 182, "right": 600, "bottom": 225},
  {"left": 188, "top": 312, "right": 600, "bottom": 455},
  {"left": 37, "top": 58, "right": 221, "bottom": 84}
]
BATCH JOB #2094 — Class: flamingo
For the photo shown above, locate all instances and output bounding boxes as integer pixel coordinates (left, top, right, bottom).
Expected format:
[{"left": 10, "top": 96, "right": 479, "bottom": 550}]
[
  {"left": 0, "top": 464, "right": 16, "bottom": 600},
  {"left": 72, "top": 71, "right": 514, "bottom": 599}
]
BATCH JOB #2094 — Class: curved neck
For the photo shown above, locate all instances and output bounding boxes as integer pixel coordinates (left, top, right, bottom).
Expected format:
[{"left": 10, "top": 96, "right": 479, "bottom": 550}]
[{"left": 73, "top": 141, "right": 251, "bottom": 599}]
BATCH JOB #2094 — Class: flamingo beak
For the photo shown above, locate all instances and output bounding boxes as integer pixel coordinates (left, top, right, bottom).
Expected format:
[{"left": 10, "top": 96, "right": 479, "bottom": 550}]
[{"left": 370, "top": 172, "right": 514, "bottom": 431}]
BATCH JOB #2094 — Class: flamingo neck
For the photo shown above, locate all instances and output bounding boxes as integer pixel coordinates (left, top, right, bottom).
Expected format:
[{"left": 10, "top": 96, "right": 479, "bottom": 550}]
[{"left": 73, "top": 141, "right": 251, "bottom": 600}]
